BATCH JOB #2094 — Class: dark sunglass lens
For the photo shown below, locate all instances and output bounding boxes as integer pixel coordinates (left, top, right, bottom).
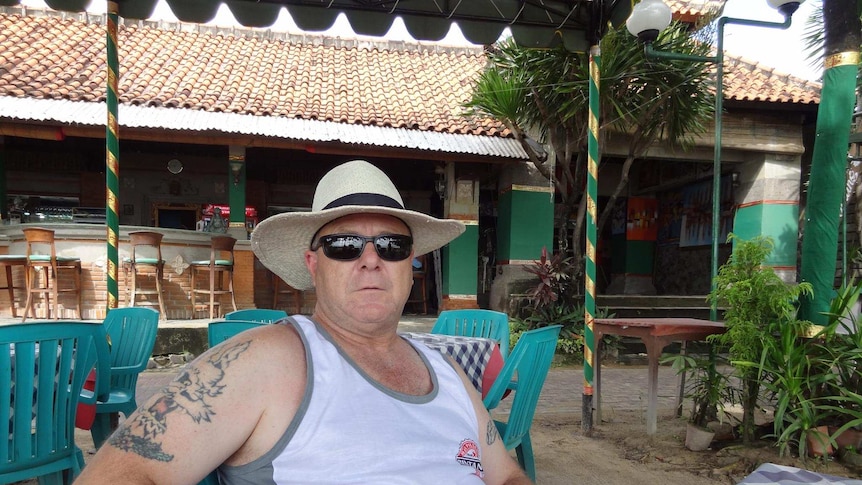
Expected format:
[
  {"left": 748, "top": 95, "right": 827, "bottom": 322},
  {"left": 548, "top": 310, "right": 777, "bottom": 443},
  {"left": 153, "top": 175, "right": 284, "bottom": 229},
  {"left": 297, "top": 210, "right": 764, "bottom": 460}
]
[
  {"left": 322, "top": 235, "right": 364, "bottom": 260},
  {"left": 375, "top": 235, "right": 412, "bottom": 261}
]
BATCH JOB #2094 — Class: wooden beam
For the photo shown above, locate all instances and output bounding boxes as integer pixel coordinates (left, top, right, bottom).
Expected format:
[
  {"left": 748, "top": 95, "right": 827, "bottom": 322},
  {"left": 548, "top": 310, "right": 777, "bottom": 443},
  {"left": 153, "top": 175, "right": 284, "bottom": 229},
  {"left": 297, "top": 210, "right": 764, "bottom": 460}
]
[{"left": 0, "top": 123, "right": 64, "bottom": 141}]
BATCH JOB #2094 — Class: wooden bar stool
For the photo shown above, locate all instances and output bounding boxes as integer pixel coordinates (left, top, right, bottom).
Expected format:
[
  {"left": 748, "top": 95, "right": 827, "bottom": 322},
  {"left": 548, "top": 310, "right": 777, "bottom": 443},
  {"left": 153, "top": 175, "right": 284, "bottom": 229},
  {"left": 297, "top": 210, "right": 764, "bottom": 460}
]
[
  {"left": 124, "top": 231, "right": 167, "bottom": 320},
  {"left": 190, "top": 235, "right": 238, "bottom": 319},
  {"left": 271, "top": 271, "right": 303, "bottom": 314},
  {"left": 22, "top": 227, "right": 82, "bottom": 321},
  {"left": 0, "top": 255, "right": 27, "bottom": 317}
]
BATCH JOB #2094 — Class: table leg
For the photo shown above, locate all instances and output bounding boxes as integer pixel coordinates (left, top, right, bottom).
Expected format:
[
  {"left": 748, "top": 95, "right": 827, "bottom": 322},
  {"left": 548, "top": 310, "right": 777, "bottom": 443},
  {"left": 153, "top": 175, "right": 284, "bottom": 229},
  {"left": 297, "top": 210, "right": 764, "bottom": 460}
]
[
  {"left": 644, "top": 337, "right": 668, "bottom": 436},
  {"left": 594, "top": 330, "right": 603, "bottom": 423}
]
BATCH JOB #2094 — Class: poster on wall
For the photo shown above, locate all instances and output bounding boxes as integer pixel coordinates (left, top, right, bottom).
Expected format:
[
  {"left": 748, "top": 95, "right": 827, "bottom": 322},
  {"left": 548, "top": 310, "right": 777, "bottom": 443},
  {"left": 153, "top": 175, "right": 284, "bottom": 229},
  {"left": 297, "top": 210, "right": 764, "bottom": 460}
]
[
  {"left": 657, "top": 191, "right": 684, "bottom": 244},
  {"left": 626, "top": 197, "right": 658, "bottom": 241},
  {"left": 679, "top": 176, "right": 734, "bottom": 247}
]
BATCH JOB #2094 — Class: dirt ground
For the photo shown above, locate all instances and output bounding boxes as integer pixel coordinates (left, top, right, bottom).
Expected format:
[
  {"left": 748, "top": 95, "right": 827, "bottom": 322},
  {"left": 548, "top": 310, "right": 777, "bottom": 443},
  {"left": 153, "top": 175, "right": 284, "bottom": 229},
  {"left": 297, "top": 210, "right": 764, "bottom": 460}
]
[{"left": 528, "top": 409, "right": 862, "bottom": 485}]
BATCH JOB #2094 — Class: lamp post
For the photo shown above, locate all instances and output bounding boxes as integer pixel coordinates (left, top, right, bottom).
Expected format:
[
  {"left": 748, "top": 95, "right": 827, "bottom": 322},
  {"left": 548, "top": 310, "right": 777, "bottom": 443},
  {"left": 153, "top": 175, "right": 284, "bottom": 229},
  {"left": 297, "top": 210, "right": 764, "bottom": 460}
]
[{"left": 626, "top": 0, "right": 805, "bottom": 322}]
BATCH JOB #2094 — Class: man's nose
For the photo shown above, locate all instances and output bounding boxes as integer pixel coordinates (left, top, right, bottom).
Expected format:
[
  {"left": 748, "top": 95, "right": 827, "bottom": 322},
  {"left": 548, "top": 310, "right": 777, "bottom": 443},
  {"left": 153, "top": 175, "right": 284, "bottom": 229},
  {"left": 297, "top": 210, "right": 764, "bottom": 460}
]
[{"left": 357, "top": 240, "right": 381, "bottom": 264}]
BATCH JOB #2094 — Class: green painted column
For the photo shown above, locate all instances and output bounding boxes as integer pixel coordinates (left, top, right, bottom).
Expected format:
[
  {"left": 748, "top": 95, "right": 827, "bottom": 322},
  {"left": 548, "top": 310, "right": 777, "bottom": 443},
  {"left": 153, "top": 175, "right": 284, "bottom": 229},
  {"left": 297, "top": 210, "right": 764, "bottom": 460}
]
[
  {"left": 496, "top": 186, "right": 554, "bottom": 262},
  {"left": 606, "top": 197, "right": 658, "bottom": 294},
  {"left": 105, "top": 1, "right": 120, "bottom": 312},
  {"left": 733, "top": 156, "right": 802, "bottom": 281},
  {"left": 800, "top": 51, "right": 860, "bottom": 323},
  {"left": 493, "top": 183, "right": 554, "bottom": 308},
  {"left": 442, "top": 222, "right": 479, "bottom": 296},
  {"left": 441, "top": 166, "right": 480, "bottom": 310},
  {"left": 228, "top": 145, "right": 247, "bottom": 240}
]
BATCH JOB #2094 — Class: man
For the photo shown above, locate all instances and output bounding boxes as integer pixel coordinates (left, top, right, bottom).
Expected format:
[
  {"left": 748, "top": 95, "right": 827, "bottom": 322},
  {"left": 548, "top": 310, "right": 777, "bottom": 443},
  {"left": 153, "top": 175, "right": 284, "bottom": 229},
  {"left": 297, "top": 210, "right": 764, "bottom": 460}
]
[{"left": 76, "top": 160, "right": 532, "bottom": 484}]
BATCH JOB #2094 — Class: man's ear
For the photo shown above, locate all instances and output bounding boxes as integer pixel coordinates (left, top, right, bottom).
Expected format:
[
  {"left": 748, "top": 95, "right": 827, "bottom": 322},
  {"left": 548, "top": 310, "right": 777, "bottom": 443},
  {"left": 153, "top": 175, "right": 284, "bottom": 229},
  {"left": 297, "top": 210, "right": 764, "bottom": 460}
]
[{"left": 305, "top": 250, "right": 318, "bottom": 281}]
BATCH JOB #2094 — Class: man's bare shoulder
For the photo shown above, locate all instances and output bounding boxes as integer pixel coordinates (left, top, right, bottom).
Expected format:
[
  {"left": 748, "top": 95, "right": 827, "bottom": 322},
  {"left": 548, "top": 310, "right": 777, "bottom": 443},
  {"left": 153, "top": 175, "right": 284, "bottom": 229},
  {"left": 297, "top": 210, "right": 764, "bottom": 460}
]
[{"left": 206, "top": 322, "right": 307, "bottom": 380}]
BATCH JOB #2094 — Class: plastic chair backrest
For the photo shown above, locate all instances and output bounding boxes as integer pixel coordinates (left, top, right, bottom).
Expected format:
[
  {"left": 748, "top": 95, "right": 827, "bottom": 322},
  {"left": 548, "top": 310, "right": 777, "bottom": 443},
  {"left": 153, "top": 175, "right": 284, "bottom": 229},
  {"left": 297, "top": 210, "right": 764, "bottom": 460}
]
[
  {"left": 225, "top": 309, "right": 287, "bottom": 323},
  {"left": 482, "top": 325, "right": 562, "bottom": 440},
  {"left": 208, "top": 320, "right": 267, "bottom": 348},
  {"left": 0, "top": 322, "right": 110, "bottom": 484},
  {"left": 103, "top": 307, "right": 160, "bottom": 394},
  {"left": 431, "top": 309, "right": 511, "bottom": 360}
]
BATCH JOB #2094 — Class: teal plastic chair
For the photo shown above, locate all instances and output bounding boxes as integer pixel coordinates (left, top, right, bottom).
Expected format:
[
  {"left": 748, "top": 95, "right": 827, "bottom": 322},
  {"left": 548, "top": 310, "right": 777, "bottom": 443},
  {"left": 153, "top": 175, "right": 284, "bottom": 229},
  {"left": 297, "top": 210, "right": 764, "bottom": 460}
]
[
  {"left": 431, "top": 309, "right": 511, "bottom": 360},
  {"left": 89, "top": 307, "right": 160, "bottom": 448},
  {"left": 208, "top": 320, "right": 267, "bottom": 348},
  {"left": 1, "top": 322, "right": 110, "bottom": 485},
  {"left": 482, "top": 325, "right": 562, "bottom": 482},
  {"left": 225, "top": 309, "right": 287, "bottom": 323}
]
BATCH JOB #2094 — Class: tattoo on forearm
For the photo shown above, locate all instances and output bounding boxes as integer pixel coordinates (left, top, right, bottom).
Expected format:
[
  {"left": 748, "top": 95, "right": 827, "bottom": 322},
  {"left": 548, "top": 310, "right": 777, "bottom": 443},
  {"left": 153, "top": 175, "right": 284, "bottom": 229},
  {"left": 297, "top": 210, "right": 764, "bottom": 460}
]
[
  {"left": 108, "top": 339, "right": 251, "bottom": 462},
  {"left": 486, "top": 420, "right": 499, "bottom": 445}
]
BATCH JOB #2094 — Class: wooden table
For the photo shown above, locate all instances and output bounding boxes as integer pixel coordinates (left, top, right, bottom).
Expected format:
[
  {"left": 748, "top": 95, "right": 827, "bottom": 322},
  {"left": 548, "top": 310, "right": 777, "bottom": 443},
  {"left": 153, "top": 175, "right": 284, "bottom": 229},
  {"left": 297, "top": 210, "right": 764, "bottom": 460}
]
[{"left": 593, "top": 317, "right": 726, "bottom": 435}]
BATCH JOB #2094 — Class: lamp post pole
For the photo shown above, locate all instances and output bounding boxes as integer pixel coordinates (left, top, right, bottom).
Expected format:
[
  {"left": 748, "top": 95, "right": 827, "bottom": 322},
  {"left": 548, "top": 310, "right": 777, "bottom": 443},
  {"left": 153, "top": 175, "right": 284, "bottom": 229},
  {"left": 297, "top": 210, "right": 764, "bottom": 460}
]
[{"left": 627, "top": 0, "right": 803, "bottom": 322}]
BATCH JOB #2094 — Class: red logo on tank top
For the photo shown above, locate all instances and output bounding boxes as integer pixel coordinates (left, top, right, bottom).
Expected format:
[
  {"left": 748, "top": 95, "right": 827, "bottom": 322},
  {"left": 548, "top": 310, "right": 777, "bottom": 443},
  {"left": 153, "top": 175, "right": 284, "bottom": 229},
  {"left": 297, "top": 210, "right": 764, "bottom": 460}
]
[{"left": 456, "top": 439, "right": 484, "bottom": 477}]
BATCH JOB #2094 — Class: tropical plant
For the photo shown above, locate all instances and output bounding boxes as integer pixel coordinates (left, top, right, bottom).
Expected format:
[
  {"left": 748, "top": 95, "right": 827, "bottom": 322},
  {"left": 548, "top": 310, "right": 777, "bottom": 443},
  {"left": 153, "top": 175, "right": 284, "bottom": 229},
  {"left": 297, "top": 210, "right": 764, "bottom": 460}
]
[
  {"left": 662, "top": 349, "right": 733, "bottom": 429},
  {"left": 708, "top": 234, "right": 813, "bottom": 445},
  {"left": 515, "top": 247, "right": 617, "bottom": 362},
  {"left": 464, "top": 20, "right": 715, "bottom": 270}
]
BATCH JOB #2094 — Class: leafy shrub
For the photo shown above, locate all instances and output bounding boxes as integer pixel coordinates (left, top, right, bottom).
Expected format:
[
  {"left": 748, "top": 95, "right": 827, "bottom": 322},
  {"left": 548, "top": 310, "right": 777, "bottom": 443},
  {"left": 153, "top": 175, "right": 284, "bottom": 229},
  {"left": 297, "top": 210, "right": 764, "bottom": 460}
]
[{"left": 515, "top": 247, "right": 617, "bottom": 363}]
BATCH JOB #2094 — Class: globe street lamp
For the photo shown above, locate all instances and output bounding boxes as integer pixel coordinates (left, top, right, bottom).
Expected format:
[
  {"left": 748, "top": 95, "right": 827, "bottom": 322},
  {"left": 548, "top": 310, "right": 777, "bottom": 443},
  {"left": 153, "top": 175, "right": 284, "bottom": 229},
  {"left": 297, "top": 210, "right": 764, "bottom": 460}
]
[{"left": 626, "top": 0, "right": 805, "bottom": 321}]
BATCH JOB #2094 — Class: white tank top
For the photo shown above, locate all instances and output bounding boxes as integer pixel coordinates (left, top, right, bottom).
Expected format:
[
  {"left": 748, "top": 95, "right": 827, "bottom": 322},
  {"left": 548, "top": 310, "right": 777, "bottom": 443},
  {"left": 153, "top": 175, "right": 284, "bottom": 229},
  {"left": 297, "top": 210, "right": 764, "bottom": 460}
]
[{"left": 218, "top": 316, "right": 485, "bottom": 484}]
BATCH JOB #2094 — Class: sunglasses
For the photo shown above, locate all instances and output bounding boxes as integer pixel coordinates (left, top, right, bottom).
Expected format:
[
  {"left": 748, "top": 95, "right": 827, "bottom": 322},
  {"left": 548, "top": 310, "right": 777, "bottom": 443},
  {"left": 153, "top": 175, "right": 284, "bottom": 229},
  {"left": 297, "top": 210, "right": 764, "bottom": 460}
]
[{"left": 311, "top": 233, "right": 413, "bottom": 262}]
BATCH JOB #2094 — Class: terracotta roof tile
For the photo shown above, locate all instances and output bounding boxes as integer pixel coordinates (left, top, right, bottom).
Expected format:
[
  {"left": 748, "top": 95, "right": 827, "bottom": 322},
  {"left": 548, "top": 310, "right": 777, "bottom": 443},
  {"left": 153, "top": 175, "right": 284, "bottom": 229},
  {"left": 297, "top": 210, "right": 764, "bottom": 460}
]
[
  {"left": 722, "top": 53, "right": 820, "bottom": 105},
  {"left": 668, "top": 0, "right": 725, "bottom": 23},
  {"left": 0, "top": 6, "right": 820, "bottom": 139}
]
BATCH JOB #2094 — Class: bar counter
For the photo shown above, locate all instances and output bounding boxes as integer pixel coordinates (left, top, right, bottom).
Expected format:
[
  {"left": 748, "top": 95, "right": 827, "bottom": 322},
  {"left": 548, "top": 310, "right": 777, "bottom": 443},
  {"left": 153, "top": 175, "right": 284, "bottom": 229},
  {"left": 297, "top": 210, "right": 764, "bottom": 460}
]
[{"left": 0, "top": 223, "right": 257, "bottom": 320}]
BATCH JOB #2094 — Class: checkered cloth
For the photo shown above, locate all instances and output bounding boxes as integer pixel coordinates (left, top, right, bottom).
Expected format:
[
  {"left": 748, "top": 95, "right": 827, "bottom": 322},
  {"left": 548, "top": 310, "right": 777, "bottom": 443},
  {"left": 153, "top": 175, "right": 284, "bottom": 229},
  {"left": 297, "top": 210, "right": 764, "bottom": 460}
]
[
  {"left": 401, "top": 332, "right": 496, "bottom": 394},
  {"left": 737, "top": 463, "right": 862, "bottom": 485}
]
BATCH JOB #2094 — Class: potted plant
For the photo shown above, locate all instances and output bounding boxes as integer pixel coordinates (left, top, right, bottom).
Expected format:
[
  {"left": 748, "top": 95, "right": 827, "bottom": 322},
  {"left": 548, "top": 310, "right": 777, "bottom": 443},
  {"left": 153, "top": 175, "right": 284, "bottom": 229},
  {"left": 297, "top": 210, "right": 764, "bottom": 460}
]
[{"left": 662, "top": 348, "right": 731, "bottom": 451}]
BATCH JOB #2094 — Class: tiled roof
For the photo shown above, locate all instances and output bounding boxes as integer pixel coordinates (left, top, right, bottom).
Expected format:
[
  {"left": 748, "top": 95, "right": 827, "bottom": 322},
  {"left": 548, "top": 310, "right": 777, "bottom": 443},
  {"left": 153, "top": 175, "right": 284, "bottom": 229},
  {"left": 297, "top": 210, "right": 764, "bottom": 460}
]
[
  {"left": 667, "top": 0, "right": 725, "bottom": 23},
  {"left": 723, "top": 54, "right": 819, "bottom": 104},
  {"left": 0, "top": 5, "right": 820, "bottom": 146},
  {"left": 0, "top": 8, "right": 505, "bottom": 137}
]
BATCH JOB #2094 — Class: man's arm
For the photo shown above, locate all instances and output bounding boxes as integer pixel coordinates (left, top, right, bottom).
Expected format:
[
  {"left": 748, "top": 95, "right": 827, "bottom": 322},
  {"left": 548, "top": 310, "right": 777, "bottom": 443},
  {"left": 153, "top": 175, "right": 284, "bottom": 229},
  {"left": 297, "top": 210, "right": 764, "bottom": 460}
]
[
  {"left": 447, "top": 358, "right": 533, "bottom": 485},
  {"left": 75, "top": 324, "right": 305, "bottom": 485}
]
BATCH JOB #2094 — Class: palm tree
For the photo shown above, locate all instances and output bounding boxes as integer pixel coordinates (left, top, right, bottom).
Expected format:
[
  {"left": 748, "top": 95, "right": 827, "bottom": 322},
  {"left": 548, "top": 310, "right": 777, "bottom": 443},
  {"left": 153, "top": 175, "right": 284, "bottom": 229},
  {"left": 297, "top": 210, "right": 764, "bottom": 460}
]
[{"left": 465, "top": 21, "right": 715, "bottom": 278}]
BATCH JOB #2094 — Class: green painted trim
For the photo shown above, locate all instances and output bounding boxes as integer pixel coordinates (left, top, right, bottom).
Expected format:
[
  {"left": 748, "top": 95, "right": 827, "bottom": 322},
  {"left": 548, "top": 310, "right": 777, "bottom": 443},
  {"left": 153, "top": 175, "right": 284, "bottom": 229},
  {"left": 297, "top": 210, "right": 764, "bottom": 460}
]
[
  {"left": 497, "top": 189, "right": 553, "bottom": 260},
  {"left": 443, "top": 224, "right": 478, "bottom": 295},
  {"left": 733, "top": 203, "right": 799, "bottom": 266}
]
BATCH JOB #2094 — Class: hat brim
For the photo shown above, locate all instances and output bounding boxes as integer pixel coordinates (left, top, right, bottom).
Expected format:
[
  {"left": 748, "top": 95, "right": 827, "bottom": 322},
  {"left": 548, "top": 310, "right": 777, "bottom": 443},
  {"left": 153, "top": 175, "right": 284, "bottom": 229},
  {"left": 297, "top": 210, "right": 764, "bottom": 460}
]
[{"left": 251, "top": 206, "right": 466, "bottom": 290}]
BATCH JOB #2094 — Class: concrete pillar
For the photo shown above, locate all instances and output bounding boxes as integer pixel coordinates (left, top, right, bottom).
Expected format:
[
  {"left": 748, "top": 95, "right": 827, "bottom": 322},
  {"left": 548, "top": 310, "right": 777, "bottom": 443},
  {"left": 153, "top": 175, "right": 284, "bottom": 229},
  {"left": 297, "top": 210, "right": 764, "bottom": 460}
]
[
  {"left": 732, "top": 153, "right": 802, "bottom": 282},
  {"left": 488, "top": 162, "right": 554, "bottom": 313},
  {"left": 441, "top": 162, "right": 480, "bottom": 310},
  {"left": 605, "top": 197, "right": 658, "bottom": 295}
]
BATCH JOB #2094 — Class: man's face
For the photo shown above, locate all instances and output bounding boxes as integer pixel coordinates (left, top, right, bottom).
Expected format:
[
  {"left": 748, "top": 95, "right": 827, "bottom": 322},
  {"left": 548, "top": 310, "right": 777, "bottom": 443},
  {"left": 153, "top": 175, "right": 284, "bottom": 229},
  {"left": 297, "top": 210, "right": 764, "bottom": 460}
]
[{"left": 305, "top": 213, "right": 414, "bottom": 328}]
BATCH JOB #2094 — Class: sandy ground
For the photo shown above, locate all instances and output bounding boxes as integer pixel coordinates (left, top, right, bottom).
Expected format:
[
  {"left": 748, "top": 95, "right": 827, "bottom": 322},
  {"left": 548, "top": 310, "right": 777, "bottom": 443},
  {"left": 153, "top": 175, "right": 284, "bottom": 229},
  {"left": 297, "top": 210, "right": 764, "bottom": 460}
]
[{"left": 527, "top": 409, "right": 862, "bottom": 485}]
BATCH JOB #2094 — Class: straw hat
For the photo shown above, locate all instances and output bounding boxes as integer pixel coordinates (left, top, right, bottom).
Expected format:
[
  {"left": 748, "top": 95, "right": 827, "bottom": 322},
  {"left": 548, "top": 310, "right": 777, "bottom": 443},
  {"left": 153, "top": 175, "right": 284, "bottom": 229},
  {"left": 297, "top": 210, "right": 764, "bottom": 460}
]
[{"left": 251, "top": 160, "right": 465, "bottom": 290}]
